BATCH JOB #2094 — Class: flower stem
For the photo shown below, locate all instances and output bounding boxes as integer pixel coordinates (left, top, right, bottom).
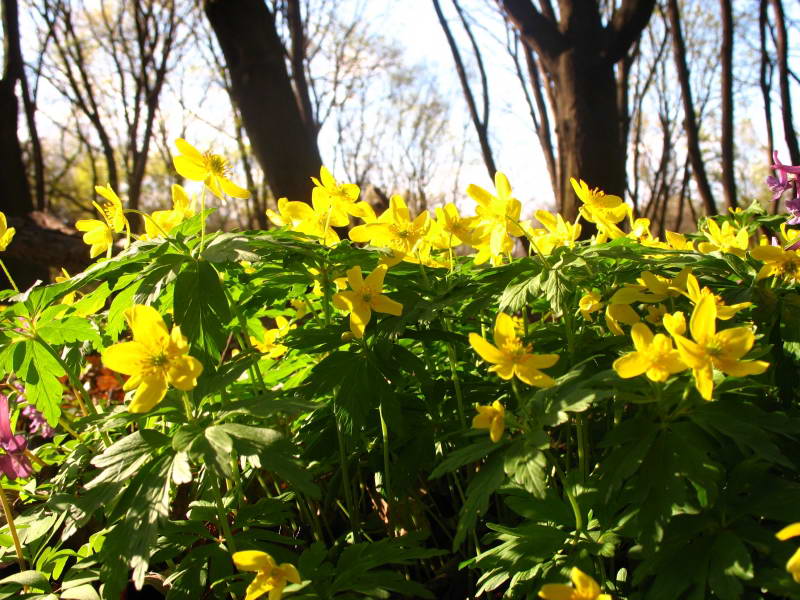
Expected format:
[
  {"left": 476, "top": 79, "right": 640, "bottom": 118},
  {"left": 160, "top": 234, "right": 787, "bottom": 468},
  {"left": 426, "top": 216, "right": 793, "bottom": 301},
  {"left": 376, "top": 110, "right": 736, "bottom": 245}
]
[
  {"left": 0, "top": 483, "right": 26, "bottom": 572},
  {"left": 199, "top": 187, "right": 207, "bottom": 253},
  {"left": 543, "top": 448, "right": 583, "bottom": 534},
  {"left": 210, "top": 475, "right": 236, "bottom": 553},
  {"left": 334, "top": 416, "right": 359, "bottom": 540},
  {"left": 0, "top": 259, "right": 18, "bottom": 293},
  {"left": 378, "top": 401, "right": 392, "bottom": 502}
]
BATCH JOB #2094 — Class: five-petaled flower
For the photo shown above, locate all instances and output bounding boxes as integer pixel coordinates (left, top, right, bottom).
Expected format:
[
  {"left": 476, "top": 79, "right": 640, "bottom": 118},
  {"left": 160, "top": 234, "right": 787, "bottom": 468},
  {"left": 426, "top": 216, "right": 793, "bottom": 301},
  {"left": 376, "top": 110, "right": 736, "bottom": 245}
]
[
  {"left": 332, "top": 264, "right": 403, "bottom": 339},
  {"left": 671, "top": 295, "right": 768, "bottom": 400},
  {"left": 75, "top": 185, "right": 128, "bottom": 258},
  {"left": 469, "top": 312, "right": 559, "bottom": 387},
  {"left": 472, "top": 401, "right": 505, "bottom": 443},
  {"left": 538, "top": 567, "right": 612, "bottom": 600},
  {"left": 102, "top": 305, "right": 203, "bottom": 413},
  {"left": 613, "top": 322, "right": 687, "bottom": 383},
  {"left": 776, "top": 522, "right": 800, "bottom": 583},
  {"left": 233, "top": 550, "right": 300, "bottom": 600},
  {"left": 173, "top": 138, "right": 250, "bottom": 201}
]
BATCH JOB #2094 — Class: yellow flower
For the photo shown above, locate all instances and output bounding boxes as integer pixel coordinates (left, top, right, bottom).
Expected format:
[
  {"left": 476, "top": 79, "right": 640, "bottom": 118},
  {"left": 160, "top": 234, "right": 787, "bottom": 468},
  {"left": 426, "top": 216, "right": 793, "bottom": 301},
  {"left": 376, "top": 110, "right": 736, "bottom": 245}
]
[
  {"left": 467, "top": 172, "right": 525, "bottom": 264},
  {"left": 671, "top": 295, "right": 768, "bottom": 400},
  {"left": 529, "top": 210, "right": 582, "bottom": 255},
  {"left": 472, "top": 401, "right": 505, "bottom": 443},
  {"left": 750, "top": 244, "right": 800, "bottom": 283},
  {"left": 102, "top": 305, "right": 203, "bottom": 413},
  {"left": 538, "top": 567, "right": 612, "bottom": 600},
  {"left": 662, "top": 311, "right": 687, "bottom": 337},
  {"left": 55, "top": 268, "right": 77, "bottom": 305},
  {"left": 173, "top": 138, "right": 250, "bottom": 201},
  {"left": 233, "top": 550, "right": 301, "bottom": 600},
  {"left": 683, "top": 273, "right": 750, "bottom": 320},
  {"left": 579, "top": 291, "right": 603, "bottom": 321},
  {"left": 290, "top": 299, "right": 309, "bottom": 319},
  {"left": 697, "top": 219, "right": 749, "bottom": 257},
  {"left": 349, "top": 195, "right": 430, "bottom": 257},
  {"left": 75, "top": 185, "right": 128, "bottom": 258},
  {"left": 571, "top": 177, "right": 628, "bottom": 241},
  {"left": 469, "top": 312, "right": 559, "bottom": 387},
  {"left": 250, "top": 317, "right": 294, "bottom": 360},
  {"left": 604, "top": 303, "right": 641, "bottom": 336},
  {"left": 664, "top": 230, "right": 693, "bottom": 251},
  {"left": 332, "top": 264, "right": 403, "bottom": 338},
  {"left": 311, "top": 166, "right": 374, "bottom": 222},
  {"left": 428, "top": 203, "right": 480, "bottom": 249},
  {"left": 776, "top": 522, "right": 800, "bottom": 583},
  {"left": 0, "top": 212, "right": 15, "bottom": 251},
  {"left": 644, "top": 304, "right": 667, "bottom": 326},
  {"left": 609, "top": 269, "right": 690, "bottom": 305},
  {"left": 276, "top": 195, "right": 346, "bottom": 246},
  {"left": 613, "top": 322, "right": 687, "bottom": 383},
  {"left": 308, "top": 267, "right": 347, "bottom": 297}
]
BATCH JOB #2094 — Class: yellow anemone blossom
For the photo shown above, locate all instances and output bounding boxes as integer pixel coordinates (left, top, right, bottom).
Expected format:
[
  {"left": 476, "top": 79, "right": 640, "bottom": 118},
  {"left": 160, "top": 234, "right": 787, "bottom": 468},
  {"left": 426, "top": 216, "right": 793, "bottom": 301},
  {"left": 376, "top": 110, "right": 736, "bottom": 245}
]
[
  {"left": 683, "top": 273, "right": 751, "bottom": 320},
  {"left": 141, "top": 185, "right": 196, "bottom": 240},
  {"left": 527, "top": 210, "right": 582, "bottom": 255},
  {"left": 671, "top": 295, "right": 768, "bottom": 400},
  {"left": 571, "top": 177, "right": 628, "bottom": 241},
  {"left": 311, "top": 166, "right": 374, "bottom": 222},
  {"left": 750, "top": 244, "right": 800, "bottom": 283},
  {"left": 538, "top": 567, "right": 612, "bottom": 600},
  {"left": 664, "top": 230, "right": 693, "bottom": 251},
  {"left": 428, "top": 203, "right": 480, "bottom": 249},
  {"left": 472, "top": 401, "right": 505, "bottom": 443},
  {"left": 579, "top": 291, "right": 603, "bottom": 321},
  {"left": 349, "top": 195, "right": 430, "bottom": 257},
  {"left": 233, "top": 550, "right": 301, "bottom": 600},
  {"left": 55, "top": 268, "right": 77, "bottom": 305},
  {"left": 276, "top": 196, "right": 346, "bottom": 246},
  {"left": 0, "top": 212, "right": 15, "bottom": 251},
  {"left": 776, "top": 523, "right": 800, "bottom": 583},
  {"left": 173, "top": 138, "right": 250, "bottom": 201},
  {"left": 75, "top": 185, "right": 128, "bottom": 258},
  {"left": 605, "top": 303, "right": 641, "bottom": 336},
  {"left": 102, "top": 305, "right": 203, "bottom": 413},
  {"left": 697, "top": 219, "right": 749, "bottom": 257},
  {"left": 613, "top": 322, "right": 687, "bottom": 383},
  {"left": 250, "top": 317, "right": 294, "bottom": 360},
  {"left": 332, "top": 264, "right": 403, "bottom": 338},
  {"left": 469, "top": 312, "right": 559, "bottom": 387},
  {"left": 467, "top": 172, "right": 525, "bottom": 264}
]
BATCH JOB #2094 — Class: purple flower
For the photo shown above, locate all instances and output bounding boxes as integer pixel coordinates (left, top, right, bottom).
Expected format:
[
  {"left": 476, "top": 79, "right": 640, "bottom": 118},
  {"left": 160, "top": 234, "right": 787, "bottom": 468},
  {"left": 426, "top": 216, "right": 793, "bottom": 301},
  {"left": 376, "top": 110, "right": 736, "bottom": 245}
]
[
  {"left": 768, "top": 151, "right": 796, "bottom": 202},
  {"left": 21, "top": 405, "right": 54, "bottom": 439},
  {"left": 0, "top": 395, "right": 32, "bottom": 479}
]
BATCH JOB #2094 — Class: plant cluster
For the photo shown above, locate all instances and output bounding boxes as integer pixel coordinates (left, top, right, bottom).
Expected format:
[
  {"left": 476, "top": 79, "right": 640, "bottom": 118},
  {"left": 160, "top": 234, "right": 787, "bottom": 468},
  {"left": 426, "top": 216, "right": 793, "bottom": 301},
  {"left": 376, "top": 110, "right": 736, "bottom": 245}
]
[{"left": 0, "top": 140, "right": 797, "bottom": 599}]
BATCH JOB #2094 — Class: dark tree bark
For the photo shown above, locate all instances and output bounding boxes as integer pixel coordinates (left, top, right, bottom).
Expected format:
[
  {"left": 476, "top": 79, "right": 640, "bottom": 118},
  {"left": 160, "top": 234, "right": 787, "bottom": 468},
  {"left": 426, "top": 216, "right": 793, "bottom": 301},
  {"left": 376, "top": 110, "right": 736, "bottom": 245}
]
[
  {"left": 205, "top": 0, "right": 322, "bottom": 203},
  {"left": 769, "top": 0, "right": 799, "bottom": 165},
  {"left": 666, "top": 0, "right": 717, "bottom": 216},
  {"left": 498, "top": 0, "right": 655, "bottom": 221},
  {"left": 759, "top": 0, "right": 774, "bottom": 169},
  {"left": 286, "top": 0, "right": 318, "bottom": 143},
  {"left": 0, "top": 0, "right": 33, "bottom": 218},
  {"left": 719, "top": 0, "right": 737, "bottom": 209},
  {"left": 433, "top": 0, "right": 497, "bottom": 179}
]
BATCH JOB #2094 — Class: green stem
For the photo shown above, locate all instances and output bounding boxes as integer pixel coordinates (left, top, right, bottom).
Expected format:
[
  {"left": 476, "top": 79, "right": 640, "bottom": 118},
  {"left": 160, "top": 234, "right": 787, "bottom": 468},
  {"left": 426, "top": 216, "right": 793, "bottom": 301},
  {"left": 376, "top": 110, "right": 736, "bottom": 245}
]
[
  {"left": 576, "top": 415, "right": 588, "bottom": 482},
  {"left": 181, "top": 392, "right": 194, "bottom": 421},
  {"left": 544, "top": 448, "right": 583, "bottom": 534},
  {"left": 210, "top": 475, "right": 237, "bottom": 553},
  {"left": 441, "top": 318, "right": 466, "bottom": 426},
  {"left": 379, "top": 401, "right": 392, "bottom": 503},
  {"left": 0, "top": 259, "right": 18, "bottom": 293},
  {"left": 335, "top": 416, "right": 359, "bottom": 539},
  {"left": 199, "top": 187, "right": 208, "bottom": 253},
  {"left": 0, "top": 483, "right": 26, "bottom": 572}
]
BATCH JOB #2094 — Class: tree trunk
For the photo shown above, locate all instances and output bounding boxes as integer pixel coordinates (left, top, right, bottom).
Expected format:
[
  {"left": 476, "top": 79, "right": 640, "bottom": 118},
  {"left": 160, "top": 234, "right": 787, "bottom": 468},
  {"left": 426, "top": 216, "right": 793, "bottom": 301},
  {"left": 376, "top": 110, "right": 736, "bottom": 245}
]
[
  {"left": 0, "top": 0, "right": 32, "bottom": 218},
  {"left": 552, "top": 49, "right": 626, "bottom": 220},
  {"left": 498, "top": 0, "right": 655, "bottom": 222},
  {"left": 769, "top": 0, "right": 800, "bottom": 165},
  {"left": 666, "top": 0, "right": 717, "bottom": 216},
  {"left": 719, "top": 0, "right": 737, "bottom": 209},
  {"left": 205, "top": 0, "right": 322, "bottom": 203}
]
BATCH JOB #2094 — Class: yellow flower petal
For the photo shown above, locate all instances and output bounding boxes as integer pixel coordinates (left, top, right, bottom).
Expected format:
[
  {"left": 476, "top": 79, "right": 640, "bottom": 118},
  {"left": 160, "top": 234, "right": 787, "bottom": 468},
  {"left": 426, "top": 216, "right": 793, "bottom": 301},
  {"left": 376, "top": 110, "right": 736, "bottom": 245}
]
[
  {"left": 613, "top": 352, "right": 649, "bottom": 379},
  {"left": 173, "top": 155, "right": 209, "bottom": 181},
  {"left": 233, "top": 550, "right": 275, "bottom": 572},
  {"left": 371, "top": 294, "right": 402, "bottom": 316},
  {"left": 102, "top": 341, "right": 150, "bottom": 376},
  {"left": 127, "top": 374, "right": 168, "bottom": 413},
  {"left": 777, "top": 523, "right": 800, "bottom": 541},
  {"left": 469, "top": 333, "right": 505, "bottom": 365},
  {"left": 538, "top": 583, "right": 577, "bottom": 600}
]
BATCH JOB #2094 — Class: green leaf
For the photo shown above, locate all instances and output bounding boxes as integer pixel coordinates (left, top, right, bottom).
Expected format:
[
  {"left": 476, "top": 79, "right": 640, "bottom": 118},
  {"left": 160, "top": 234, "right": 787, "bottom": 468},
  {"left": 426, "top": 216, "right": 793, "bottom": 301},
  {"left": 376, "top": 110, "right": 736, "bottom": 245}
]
[
  {"left": 173, "top": 260, "right": 231, "bottom": 368},
  {"left": 38, "top": 316, "right": 100, "bottom": 347},
  {"left": 0, "top": 570, "right": 51, "bottom": 591},
  {"left": 19, "top": 340, "right": 65, "bottom": 426},
  {"left": 453, "top": 451, "right": 505, "bottom": 550},
  {"left": 429, "top": 438, "right": 499, "bottom": 480}
]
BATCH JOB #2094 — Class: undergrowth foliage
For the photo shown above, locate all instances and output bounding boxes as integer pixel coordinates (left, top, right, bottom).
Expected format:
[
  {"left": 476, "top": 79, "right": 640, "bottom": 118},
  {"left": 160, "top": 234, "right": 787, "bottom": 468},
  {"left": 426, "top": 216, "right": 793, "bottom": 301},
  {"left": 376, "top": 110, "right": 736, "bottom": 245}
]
[{"left": 0, "top": 140, "right": 798, "bottom": 600}]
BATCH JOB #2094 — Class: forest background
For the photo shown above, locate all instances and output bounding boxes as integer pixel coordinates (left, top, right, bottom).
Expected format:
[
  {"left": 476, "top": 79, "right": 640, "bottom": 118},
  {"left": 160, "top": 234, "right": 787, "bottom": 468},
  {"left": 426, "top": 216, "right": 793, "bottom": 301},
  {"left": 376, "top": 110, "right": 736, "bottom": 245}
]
[{"left": 0, "top": 0, "right": 798, "bottom": 285}]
